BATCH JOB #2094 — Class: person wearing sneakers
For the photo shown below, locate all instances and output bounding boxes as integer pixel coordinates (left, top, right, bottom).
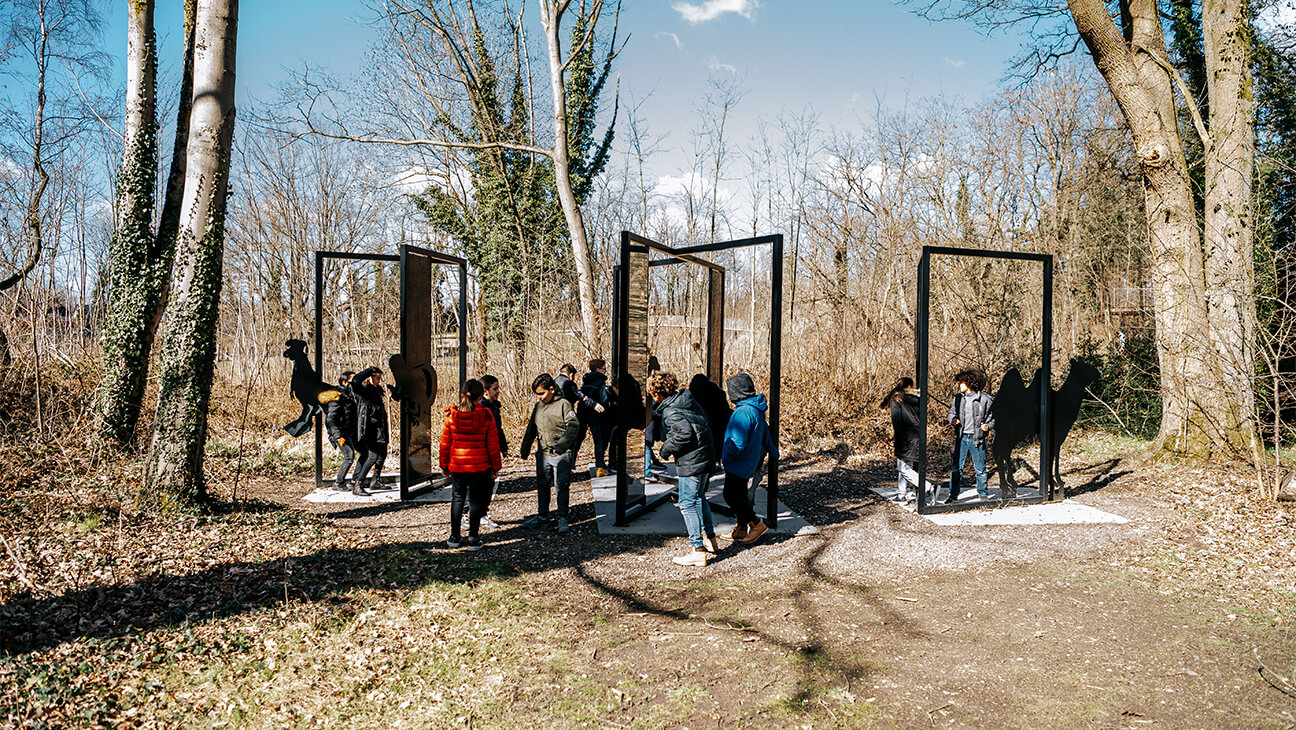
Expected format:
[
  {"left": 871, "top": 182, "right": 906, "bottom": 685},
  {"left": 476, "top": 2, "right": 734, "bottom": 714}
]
[
  {"left": 440, "top": 379, "right": 502, "bottom": 551},
  {"left": 520, "top": 372, "right": 581, "bottom": 533},
  {"left": 649, "top": 371, "right": 720, "bottom": 567},
  {"left": 463, "top": 374, "right": 507, "bottom": 532},
  {"left": 719, "top": 373, "right": 777, "bottom": 544},
  {"left": 881, "top": 377, "right": 937, "bottom": 504}
]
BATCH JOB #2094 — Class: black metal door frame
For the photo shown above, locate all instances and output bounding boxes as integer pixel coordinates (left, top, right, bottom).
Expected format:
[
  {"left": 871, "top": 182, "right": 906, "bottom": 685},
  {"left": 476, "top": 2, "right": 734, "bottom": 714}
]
[
  {"left": 312, "top": 246, "right": 469, "bottom": 500},
  {"left": 612, "top": 232, "right": 784, "bottom": 527},
  {"left": 915, "top": 245, "right": 1054, "bottom": 515}
]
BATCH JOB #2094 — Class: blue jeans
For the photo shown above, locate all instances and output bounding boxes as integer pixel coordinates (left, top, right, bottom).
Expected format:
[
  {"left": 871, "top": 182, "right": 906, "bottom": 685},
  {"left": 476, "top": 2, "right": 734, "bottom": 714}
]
[
  {"left": 644, "top": 438, "right": 653, "bottom": 479},
  {"left": 950, "top": 434, "right": 988, "bottom": 497},
  {"left": 676, "top": 474, "right": 715, "bottom": 549}
]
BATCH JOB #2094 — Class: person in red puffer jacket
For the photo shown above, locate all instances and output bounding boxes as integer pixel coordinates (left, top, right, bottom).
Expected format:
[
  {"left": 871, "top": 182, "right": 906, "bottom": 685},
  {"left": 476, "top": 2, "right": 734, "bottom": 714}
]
[{"left": 440, "top": 379, "right": 502, "bottom": 551}]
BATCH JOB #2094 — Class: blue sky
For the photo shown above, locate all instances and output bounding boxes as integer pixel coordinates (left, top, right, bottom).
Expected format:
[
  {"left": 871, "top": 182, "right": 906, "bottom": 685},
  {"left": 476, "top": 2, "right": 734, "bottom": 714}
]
[{"left": 103, "top": 1, "right": 1029, "bottom": 198}]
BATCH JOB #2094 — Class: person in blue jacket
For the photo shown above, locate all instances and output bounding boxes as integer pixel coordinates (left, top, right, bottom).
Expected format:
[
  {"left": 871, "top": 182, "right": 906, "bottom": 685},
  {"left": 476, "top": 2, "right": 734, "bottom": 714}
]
[{"left": 720, "top": 372, "right": 777, "bottom": 544}]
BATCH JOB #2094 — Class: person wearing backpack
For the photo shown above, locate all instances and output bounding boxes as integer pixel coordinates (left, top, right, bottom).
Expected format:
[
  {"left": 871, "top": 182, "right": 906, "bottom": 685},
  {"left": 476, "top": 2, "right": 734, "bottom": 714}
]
[
  {"left": 439, "top": 379, "right": 502, "bottom": 551},
  {"left": 649, "top": 371, "right": 720, "bottom": 567},
  {"left": 720, "top": 373, "right": 777, "bottom": 544}
]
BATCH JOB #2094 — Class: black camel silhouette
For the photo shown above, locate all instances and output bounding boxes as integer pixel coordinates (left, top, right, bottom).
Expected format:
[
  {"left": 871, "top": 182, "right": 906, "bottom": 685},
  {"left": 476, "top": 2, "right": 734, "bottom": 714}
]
[{"left": 282, "top": 339, "right": 340, "bottom": 437}]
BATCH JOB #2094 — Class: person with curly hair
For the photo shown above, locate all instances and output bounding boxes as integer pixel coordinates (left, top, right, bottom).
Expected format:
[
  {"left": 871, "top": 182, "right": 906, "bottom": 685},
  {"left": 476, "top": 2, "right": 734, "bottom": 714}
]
[
  {"left": 648, "top": 371, "right": 720, "bottom": 567},
  {"left": 946, "top": 368, "right": 995, "bottom": 502}
]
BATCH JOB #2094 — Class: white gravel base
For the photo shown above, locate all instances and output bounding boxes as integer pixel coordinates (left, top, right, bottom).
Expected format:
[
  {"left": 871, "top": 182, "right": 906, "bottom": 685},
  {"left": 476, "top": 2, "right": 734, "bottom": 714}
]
[{"left": 922, "top": 499, "right": 1129, "bottom": 525}]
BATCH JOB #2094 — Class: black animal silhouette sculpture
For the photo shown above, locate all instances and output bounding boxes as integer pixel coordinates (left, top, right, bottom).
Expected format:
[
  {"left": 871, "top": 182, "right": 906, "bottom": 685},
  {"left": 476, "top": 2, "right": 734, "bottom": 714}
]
[
  {"left": 988, "top": 367, "right": 1042, "bottom": 498},
  {"left": 989, "top": 357, "right": 1100, "bottom": 497},
  {"left": 282, "top": 339, "right": 341, "bottom": 437}
]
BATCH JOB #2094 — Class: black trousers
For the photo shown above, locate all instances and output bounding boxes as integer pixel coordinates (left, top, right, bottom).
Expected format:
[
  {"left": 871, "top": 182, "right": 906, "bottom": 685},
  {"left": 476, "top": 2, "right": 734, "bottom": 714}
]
[
  {"left": 354, "top": 440, "right": 387, "bottom": 487},
  {"left": 334, "top": 442, "right": 356, "bottom": 486},
  {"left": 723, "top": 471, "right": 758, "bottom": 526},
  {"left": 451, "top": 471, "right": 494, "bottom": 538}
]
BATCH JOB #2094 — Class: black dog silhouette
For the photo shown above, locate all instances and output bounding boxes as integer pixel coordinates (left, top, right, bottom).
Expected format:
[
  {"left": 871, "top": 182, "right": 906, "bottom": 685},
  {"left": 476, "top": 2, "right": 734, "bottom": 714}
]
[{"left": 282, "top": 339, "right": 340, "bottom": 437}]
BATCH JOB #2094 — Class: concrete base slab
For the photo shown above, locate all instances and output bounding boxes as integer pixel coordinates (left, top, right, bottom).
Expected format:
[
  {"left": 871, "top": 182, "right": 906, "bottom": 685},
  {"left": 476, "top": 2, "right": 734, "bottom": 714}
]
[
  {"left": 922, "top": 500, "right": 1128, "bottom": 526},
  {"left": 866, "top": 477, "right": 1126, "bottom": 525},
  {"left": 592, "top": 469, "right": 818, "bottom": 537},
  {"left": 303, "top": 475, "right": 452, "bottom": 504}
]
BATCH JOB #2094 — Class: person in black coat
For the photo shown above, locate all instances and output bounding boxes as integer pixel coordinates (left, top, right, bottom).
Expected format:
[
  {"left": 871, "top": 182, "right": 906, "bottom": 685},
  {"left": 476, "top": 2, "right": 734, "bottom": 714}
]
[
  {"left": 881, "top": 377, "right": 936, "bottom": 504},
  {"left": 581, "top": 358, "right": 613, "bottom": 474},
  {"left": 324, "top": 370, "right": 359, "bottom": 491},
  {"left": 349, "top": 366, "right": 390, "bottom": 496}
]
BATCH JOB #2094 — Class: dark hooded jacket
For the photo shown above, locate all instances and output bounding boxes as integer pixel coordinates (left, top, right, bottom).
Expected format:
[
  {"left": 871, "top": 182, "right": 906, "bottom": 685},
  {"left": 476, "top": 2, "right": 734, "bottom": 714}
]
[
  {"left": 351, "top": 367, "right": 389, "bottom": 445},
  {"left": 890, "top": 391, "right": 921, "bottom": 465},
  {"left": 481, "top": 398, "right": 508, "bottom": 456},
  {"left": 579, "top": 371, "right": 610, "bottom": 423},
  {"left": 689, "top": 374, "right": 731, "bottom": 457},
  {"left": 555, "top": 372, "right": 598, "bottom": 424},
  {"left": 323, "top": 384, "right": 357, "bottom": 448},
  {"left": 656, "top": 389, "right": 714, "bottom": 477}
]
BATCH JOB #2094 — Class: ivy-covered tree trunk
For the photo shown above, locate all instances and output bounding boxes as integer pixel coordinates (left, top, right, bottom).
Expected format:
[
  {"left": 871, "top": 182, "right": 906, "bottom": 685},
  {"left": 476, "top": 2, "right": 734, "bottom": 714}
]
[
  {"left": 97, "top": 0, "right": 196, "bottom": 447},
  {"left": 142, "top": 0, "right": 238, "bottom": 510}
]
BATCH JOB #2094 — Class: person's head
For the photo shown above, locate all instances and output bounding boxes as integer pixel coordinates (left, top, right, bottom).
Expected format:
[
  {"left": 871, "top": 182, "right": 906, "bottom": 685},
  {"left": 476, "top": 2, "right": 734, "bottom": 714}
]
[
  {"left": 560, "top": 363, "right": 577, "bottom": 378},
  {"left": 339, "top": 370, "right": 355, "bottom": 387},
  {"left": 646, "top": 371, "right": 680, "bottom": 402},
  {"left": 879, "top": 376, "right": 916, "bottom": 409},
  {"left": 532, "top": 372, "right": 557, "bottom": 403},
  {"left": 725, "top": 372, "right": 757, "bottom": 405},
  {"left": 458, "top": 378, "right": 485, "bottom": 412},
  {"left": 954, "top": 368, "right": 987, "bottom": 393},
  {"left": 367, "top": 368, "right": 384, "bottom": 386},
  {"left": 588, "top": 358, "right": 606, "bottom": 374},
  {"left": 481, "top": 374, "right": 500, "bottom": 401}
]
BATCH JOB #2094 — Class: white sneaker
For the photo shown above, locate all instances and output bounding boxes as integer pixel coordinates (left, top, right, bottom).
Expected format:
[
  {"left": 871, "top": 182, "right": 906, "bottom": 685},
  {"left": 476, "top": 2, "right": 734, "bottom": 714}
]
[{"left": 480, "top": 515, "right": 500, "bottom": 529}]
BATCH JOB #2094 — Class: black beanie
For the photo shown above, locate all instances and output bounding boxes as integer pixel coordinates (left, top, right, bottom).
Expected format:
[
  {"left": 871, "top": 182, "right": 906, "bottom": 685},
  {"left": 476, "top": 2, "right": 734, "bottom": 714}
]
[{"left": 726, "top": 373, "right": 757, "bottom": 403}]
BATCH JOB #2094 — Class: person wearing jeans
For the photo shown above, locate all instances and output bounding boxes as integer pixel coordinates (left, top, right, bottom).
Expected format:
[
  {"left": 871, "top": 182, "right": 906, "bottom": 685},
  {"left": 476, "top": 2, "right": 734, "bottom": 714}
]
[
  {"left": 520, "top": 372, "right": 581, "bottom": 533},
  {"left": 649, "top": 371, "right": 719, "bottom": 567},
  {"left": 946, "top": 368, "right": 995, "bottom": 502}
]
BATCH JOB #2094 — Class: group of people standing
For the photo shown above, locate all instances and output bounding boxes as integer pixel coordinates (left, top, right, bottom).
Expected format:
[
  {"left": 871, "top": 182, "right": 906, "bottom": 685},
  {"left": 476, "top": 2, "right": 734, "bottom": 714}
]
[
  {"left": 322, "top": 356, "right": 777, "bottom": 563},
  {"left": 882, "top": 367, "right": 995, "bottom": 504}
]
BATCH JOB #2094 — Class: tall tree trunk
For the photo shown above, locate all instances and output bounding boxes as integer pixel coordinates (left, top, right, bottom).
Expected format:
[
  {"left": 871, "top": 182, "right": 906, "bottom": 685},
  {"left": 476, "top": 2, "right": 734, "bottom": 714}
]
[
  {"left": 97, "top": 0, "right": 197, "bottom": 447},
  {"left": 1067, "top": 0, "right": 1240, "bottom": 457},
  {"left": 141, "top": 0, "right": 238, "bottom": 510},
  {"left": 1202, "top": 0, "right": 1258, "bottom": 454},
  {"left": 539, "top": 0, "right": 600, "bottom": 353}
]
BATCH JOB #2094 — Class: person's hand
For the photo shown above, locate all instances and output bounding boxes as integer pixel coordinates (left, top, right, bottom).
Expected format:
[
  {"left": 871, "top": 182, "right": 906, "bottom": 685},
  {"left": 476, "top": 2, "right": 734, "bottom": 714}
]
[
  {"left": 595, "top": 403, "right": 605, "bottom": 413},
  {"left": 951, "top": 418, "right": 960, "bottom": 427},
  {"left": 491, "top": 470, "right": 500, "bottom": 479},
  {"left": 338, "top": 437, "right": 346, "bottom": 447},
  {"left": 981, "top": 423, "right": 989, "bottom": 432},
  {"left": 441, "top": 471, "right": 450, "bottom": 479}
]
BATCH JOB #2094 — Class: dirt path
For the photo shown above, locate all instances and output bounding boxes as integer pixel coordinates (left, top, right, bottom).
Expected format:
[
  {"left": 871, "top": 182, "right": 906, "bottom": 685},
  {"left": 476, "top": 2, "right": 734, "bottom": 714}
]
[{"left": 235, "top": 439, "right": 1296, "bottom": 728}]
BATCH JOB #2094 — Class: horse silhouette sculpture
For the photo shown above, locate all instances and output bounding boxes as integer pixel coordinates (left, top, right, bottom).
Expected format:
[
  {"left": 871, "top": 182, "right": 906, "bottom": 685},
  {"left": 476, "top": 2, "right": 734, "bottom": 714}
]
[
  {"left": 282, "top": 339, "right": 340, "bottom": 437},
  {"left": 990, "top": 357, "right": 1100, "bottom": 497}
]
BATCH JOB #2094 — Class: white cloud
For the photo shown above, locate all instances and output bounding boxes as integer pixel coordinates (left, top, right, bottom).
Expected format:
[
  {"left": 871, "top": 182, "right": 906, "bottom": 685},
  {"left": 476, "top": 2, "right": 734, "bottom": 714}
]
[
  {"left": 655, "top": 31, "right": 683, "bottom": 50},
  {"left": 652, "top": 171, "right": 738, "bottom": 230},
  {"left": 943, "top": 57, "right": 967, "bottom": 69},
  {"left": 672, "top": 0, "right": 759, "bottom": 25},
  {"left": 708, "top": 58, "right": 738, "bottom": 74}
]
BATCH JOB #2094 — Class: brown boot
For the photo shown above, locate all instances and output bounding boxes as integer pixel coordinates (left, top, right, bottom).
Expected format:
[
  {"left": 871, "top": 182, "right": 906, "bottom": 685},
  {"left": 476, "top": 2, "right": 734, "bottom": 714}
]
[
  {"left": 721, "top": 522, "right": 748, "bottom": 542},
  {"left": 740, "top": 520, "right": 767, "bottom": 544},
  {"left": 701, "top": 534, "right": 720, "bottom": 553}
]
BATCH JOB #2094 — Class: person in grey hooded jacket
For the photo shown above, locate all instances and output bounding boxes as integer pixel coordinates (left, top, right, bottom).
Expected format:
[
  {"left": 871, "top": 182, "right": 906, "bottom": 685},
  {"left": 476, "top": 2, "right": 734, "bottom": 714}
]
[{"left": 946, "top": 367, "right": 995, "bottom": 502}]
